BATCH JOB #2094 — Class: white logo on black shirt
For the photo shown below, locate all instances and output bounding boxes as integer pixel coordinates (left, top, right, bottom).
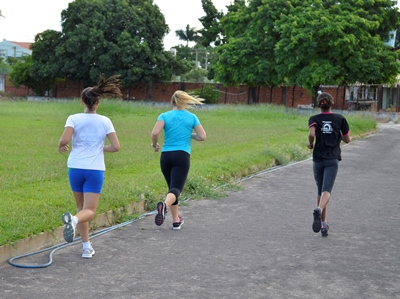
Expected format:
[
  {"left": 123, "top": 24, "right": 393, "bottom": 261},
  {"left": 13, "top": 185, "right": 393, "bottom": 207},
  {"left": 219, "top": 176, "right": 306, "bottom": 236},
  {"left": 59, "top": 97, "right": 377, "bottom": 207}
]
[{"left": 321, "top": 121, "right": 333, "bottom": 134}]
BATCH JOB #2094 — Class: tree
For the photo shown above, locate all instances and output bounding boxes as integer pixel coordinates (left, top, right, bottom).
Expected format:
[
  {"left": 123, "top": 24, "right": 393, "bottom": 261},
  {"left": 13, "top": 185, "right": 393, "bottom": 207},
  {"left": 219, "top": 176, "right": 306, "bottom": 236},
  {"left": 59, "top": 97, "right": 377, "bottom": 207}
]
[
  {"left": 30, "top": 0, "right": 173, "bottom": 88},
  {"left": 9, "top": 55, "right": 50, "bottom": 95},
  {"left": 198, "top": 0, "right": 225, "bottom": 47},
  {"left": 0, "top": 58, "right": 12, "bottom": 75},
  {"left": 175, "top": 24, "right": 201, "bottom": 46},
  {"left": 31, "top": 30, "right": 64, "bottom": 81},
  {"left": 181, "top": 67, "right": 208, "bottom": 82},
  {"left": 271, "top": 0, "right": 400, "bottom": 102},
  {"left": 212, "top": 0, "right": 280, "bottom": 103},
  {"left": 212, "top": 0, "right": 400, "bottom": 104}
]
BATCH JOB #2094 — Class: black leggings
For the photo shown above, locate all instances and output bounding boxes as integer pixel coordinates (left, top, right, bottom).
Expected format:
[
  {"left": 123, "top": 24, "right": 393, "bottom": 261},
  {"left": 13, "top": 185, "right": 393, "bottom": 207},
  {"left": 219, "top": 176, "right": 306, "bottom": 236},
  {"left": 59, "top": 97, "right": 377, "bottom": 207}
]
[
  {"left": 313, "top": 159, "right": 339, "bottom": 195},
  {"left": 160, "top": 150, "right": 190, "bottom": 205}
]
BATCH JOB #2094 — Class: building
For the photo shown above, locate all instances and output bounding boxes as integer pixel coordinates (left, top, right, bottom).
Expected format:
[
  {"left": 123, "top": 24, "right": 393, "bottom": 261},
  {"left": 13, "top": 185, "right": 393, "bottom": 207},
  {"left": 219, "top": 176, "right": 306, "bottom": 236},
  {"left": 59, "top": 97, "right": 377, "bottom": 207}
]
[
  {"left": 0, "top": 39, "right": 32, "bottom": 59},
  {"left": 0, "top": 39, "right": 32, "bottom": 93}
]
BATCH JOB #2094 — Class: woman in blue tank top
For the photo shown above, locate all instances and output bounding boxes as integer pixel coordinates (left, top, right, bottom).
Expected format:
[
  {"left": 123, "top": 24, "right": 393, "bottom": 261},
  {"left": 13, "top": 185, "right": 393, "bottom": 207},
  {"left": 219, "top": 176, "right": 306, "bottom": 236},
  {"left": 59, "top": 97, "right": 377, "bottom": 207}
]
[{"left": 151, "top": 90, "right": 206, "bottom": 230}]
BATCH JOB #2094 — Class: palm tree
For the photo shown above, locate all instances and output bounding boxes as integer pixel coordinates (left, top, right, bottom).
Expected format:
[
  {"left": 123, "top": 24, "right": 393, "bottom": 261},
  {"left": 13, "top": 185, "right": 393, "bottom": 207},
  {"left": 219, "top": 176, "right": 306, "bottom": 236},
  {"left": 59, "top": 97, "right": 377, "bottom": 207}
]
[{"left": 175, "top": 24, "right": 201, "bottom": 46}]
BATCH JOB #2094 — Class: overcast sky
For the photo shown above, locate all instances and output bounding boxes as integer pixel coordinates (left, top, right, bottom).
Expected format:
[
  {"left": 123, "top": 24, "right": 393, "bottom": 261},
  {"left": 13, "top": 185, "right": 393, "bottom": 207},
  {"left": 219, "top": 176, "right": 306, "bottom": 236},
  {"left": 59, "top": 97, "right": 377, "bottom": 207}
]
[{"left": 0, "top": 0, "right": 231, "bottom": 49}]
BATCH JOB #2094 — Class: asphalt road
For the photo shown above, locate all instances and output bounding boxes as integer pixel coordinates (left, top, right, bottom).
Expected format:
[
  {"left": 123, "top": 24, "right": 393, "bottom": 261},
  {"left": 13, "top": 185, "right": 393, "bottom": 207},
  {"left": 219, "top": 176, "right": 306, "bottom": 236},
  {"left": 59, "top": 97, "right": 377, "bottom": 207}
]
[{"left": 0, "top": 123, "right": 399, "bottom": 299}]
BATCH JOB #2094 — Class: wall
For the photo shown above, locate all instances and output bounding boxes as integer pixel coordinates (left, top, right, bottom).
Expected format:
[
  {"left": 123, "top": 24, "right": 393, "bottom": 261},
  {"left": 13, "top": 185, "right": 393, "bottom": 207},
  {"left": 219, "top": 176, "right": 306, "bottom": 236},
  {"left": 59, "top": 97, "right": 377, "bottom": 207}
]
[
  {"left": 2, "top": 75, "right": 355, "bottom": 110},
  {"left": 3, "top": 75, "right": 30, "bottom": 96}
]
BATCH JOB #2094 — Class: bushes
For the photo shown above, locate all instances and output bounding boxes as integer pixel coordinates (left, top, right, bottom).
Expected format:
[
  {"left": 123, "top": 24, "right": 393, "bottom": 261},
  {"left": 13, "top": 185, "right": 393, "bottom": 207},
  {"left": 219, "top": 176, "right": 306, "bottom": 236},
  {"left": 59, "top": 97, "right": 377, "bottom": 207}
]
[{"left": 188, "top": 85, "right": 221, "bottom": 104}]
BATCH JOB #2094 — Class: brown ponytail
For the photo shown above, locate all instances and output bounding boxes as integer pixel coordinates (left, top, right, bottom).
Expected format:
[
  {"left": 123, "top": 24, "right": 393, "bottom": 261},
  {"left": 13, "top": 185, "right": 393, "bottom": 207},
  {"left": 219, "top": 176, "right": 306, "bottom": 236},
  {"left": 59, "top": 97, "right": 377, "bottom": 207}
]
[{"left": 81, "top": 75, "right": 123, "bottom": 111}]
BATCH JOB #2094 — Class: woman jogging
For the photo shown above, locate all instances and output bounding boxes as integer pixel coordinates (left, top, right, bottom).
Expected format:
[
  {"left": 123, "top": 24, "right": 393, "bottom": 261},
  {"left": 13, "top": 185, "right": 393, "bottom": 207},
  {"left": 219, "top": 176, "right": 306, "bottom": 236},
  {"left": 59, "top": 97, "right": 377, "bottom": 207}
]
[
  {"left": 307, "top": 92, "right": 350, "bottom": 237},
  {"left": 151, "top": 90, "right": 206, "bottom": 229},
  {"left": 58, "top": 75, "right": 122, "bottom": 258}
]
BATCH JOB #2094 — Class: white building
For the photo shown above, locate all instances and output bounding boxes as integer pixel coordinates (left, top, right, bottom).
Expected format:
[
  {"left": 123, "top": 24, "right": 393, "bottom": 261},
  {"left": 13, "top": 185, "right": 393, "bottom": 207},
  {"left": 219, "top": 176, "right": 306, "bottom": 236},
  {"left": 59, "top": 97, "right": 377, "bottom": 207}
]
[{"left": 0, "top": 39, "right": 31, "bottom": 59}]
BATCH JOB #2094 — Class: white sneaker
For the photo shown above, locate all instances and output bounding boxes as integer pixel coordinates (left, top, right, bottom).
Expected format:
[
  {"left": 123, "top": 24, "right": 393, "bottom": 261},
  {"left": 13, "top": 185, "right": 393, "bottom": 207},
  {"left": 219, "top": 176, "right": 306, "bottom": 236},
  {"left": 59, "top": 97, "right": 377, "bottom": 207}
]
[{"left": 82, "top": 248, "right": 95, "bottom": 259}]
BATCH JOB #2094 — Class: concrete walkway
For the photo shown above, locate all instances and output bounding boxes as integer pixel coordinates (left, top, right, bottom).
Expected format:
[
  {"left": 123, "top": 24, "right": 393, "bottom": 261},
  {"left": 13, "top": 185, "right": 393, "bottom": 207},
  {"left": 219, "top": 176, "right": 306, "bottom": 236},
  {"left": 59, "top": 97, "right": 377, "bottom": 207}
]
[{"left": 0, "top": 123, "right": 399, "bottom": 299}]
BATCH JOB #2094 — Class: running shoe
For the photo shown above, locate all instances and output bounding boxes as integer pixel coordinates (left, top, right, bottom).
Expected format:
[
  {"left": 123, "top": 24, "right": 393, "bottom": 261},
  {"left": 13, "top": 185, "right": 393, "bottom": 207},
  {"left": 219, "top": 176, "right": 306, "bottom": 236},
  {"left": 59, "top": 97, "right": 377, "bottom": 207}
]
[
  {"left": 321, "top": 223, "right": 329, "bottom": 237},
  {"left": 62, "top": 212, "right": 75, "bottom": 243},
  {"left": 155, "top": 202, "right": 166, "bottom": 226},
  {"left": 82, "top": 248, "right": 95, "bottom": 259},
  {"left": 312, "top": 208, "right": 322, "bottom": 233},
  {"left": 173, "top": 215, "right": 184, "bottom": 230}
]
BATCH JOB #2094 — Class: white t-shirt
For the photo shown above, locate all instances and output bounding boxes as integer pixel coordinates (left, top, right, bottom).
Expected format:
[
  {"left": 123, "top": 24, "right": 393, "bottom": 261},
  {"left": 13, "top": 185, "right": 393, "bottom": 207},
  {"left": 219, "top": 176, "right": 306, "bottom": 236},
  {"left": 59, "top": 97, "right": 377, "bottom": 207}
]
[{"left": 65, "top": 113, "right": 115, "bottom": 170}]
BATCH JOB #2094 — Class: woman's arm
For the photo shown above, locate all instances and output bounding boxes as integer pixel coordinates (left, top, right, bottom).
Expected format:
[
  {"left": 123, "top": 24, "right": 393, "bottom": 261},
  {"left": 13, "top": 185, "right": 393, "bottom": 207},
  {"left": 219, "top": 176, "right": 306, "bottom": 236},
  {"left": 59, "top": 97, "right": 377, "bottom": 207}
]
[
  {"left": 151, "top": 120, "right": 164, "bottom": 152},
  {"left": 104, "top": 132, "right": 120, "bottom": 152},
  {"left": 307, "top": 126, "right": 316, "bottom": 149},
  {"left": 342, "top": 133, "right": 351, "bottom": 144},
  {"left": 58, "top": 127, "right": 73, "bottom": 154},
  {"left": 192, "top": 124, "right": 206, "bottom": 141}
]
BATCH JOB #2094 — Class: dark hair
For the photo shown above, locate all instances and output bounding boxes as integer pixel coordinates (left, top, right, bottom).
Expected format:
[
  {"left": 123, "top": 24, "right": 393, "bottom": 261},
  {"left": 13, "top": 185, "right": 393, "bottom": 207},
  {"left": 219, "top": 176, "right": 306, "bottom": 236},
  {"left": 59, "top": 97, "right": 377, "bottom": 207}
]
[
  {"left": 81, "top": 74, "right": 123, "bottom": 111},
  {"left": 317, "top": 92, "right": 334, "bottom": 109}
]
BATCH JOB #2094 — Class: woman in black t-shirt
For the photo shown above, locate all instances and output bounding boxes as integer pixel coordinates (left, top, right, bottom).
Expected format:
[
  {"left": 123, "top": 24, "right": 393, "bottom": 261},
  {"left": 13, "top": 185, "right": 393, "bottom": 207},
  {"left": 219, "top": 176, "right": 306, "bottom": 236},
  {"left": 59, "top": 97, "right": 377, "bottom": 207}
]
[{"left": 307, "top": 92, "right": 351, "bottom": 237}]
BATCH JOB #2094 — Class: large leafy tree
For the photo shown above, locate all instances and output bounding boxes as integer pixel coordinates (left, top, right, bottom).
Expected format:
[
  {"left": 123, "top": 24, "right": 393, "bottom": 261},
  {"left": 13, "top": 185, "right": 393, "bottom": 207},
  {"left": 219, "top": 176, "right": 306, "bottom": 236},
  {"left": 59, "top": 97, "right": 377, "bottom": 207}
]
[
  {"left": 31, "top": 0, "right": 173, "bottom": 88},
  {"left": 212, "top": 0, "right": 400, "bottom": 104},
  {"left": 31, "top": 30, "right": 64, "bottom": 82},
  {"left": 271, "top": 0, "right": 400, "bottom": 101},
  {"left": 198, "top": 0, "right": 225, "bottom": 47},
  {"left": 212, "top": 0, "right": 280, "bottom": 102},
  {"left": 175, "top": 24, "right": 201, "bottom": 46}
]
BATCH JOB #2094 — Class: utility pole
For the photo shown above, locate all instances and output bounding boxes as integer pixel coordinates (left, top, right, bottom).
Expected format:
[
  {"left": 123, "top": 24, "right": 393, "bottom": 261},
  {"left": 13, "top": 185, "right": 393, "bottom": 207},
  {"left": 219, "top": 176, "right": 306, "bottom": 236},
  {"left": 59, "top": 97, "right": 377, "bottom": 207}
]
[{"left": 195, "top": 49, "right": 199, "bottom": 68}]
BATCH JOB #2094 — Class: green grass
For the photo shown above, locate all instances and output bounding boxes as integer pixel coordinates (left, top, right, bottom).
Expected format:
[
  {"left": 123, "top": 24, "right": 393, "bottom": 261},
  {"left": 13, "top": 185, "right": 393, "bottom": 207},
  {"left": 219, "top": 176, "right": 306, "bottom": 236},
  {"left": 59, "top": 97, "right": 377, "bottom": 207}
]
[{"left": 0, "top": 99, "right": 377, "bottom": 246}]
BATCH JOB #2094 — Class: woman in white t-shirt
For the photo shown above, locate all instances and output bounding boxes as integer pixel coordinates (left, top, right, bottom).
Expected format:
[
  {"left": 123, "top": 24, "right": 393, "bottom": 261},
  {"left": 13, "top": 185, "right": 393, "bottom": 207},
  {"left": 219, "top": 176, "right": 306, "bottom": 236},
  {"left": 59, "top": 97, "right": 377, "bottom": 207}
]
[{"left": 58, "top": 75, "right": 121, "bottom": 258}]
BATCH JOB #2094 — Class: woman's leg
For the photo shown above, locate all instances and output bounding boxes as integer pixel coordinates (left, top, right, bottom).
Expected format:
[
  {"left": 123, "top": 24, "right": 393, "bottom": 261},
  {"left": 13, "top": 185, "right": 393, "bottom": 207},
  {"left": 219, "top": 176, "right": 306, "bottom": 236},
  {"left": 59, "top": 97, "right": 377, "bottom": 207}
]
[
  {"left": 167, "top": 152, "right": 190, "bottom": 222},
  {"left": 319, "top": 159, "right": 339, "bottom": 220},
  {"left": 74, "top": 192, "right": 100, "bottom": 242},
  {"left": 158, "top": 151, "right": 189, "bottom": 223}
]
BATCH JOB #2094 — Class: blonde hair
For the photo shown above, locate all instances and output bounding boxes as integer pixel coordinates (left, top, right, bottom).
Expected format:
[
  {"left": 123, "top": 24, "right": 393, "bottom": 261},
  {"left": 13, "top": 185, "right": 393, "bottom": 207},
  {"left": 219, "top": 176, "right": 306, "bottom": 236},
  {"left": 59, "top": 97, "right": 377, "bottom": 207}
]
[{"left": 171, "top": 90, "right": 204, "bottom": 109}]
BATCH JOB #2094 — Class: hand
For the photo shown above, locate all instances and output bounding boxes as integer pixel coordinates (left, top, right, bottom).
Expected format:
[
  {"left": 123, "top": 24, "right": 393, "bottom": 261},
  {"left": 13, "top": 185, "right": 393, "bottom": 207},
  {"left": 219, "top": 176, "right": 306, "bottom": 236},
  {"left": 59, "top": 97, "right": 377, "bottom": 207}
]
[
  {"left": 59, "top": 144, "right": 69, "bottom": 154},
  {"left": 151, "top": 143, "right": 160, "bottom": 152},
  {"left": 307, "top": 143, "right": 313, "bottom": 149}
]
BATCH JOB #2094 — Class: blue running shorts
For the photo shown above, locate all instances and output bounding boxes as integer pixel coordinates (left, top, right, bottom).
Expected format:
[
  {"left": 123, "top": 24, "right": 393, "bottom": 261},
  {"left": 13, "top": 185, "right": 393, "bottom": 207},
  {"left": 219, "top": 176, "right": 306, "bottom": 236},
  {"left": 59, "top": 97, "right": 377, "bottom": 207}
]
[{"left": 68, "top": 168, "right": 105, "bottom": 194}]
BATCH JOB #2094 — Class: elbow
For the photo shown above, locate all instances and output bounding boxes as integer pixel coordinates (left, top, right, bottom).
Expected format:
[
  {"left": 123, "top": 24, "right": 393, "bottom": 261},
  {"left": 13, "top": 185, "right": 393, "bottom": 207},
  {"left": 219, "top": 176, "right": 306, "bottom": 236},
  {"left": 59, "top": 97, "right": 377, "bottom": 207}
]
[
  {"left": 199, "top": 132, "right": 206, "bottom": 141},
  {"left": 151, "top": 131, "right": 159, "bottom": 139},
  {"left": 111, "top": 142, "right": 121, "bottom": 152}
]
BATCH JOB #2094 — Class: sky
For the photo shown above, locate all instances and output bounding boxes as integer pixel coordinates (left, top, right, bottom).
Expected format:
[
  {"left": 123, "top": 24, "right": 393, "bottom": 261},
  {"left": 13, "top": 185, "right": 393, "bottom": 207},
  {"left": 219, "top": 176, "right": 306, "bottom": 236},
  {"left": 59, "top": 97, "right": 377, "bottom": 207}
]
[{"left": 0, "top": 0, "right": 232, "bottom": 49}]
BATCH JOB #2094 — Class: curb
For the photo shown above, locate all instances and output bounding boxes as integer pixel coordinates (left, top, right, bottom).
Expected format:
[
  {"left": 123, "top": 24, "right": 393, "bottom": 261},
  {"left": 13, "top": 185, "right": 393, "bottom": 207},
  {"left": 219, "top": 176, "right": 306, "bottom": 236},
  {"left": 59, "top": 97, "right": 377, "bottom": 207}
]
[{"left": 0, "top": 201, "right": 146, "bottom": 265}]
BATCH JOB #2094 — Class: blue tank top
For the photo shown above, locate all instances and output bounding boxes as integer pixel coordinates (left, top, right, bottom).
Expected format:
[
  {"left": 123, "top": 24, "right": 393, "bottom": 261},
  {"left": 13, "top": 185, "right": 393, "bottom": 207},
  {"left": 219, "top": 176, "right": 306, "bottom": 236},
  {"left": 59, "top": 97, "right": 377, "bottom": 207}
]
[{"left": 157, "top": 109, "right": 201, "bottom": 154}]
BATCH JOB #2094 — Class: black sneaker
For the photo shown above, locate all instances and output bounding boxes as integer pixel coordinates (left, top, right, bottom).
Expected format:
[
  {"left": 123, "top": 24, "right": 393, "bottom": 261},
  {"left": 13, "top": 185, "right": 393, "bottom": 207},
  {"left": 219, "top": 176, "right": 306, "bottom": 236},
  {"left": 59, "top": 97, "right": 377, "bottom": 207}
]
[
  {"left": 155, "top": 202, "right": 166, "bottom": 226},
  {"left": 312, "top": 208, "right": 322, "bottom": 233},
  {"left": 172, "top": 215, "right": 184, "bottom": 230},
  {"left": 321, "top": 223, "right": 329, "bottom": 237}
]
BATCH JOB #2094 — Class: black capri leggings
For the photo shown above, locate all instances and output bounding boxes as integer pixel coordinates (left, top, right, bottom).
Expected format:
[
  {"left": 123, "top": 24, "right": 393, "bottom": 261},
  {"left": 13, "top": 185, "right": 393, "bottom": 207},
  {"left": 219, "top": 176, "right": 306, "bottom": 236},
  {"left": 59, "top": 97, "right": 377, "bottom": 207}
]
[
  {"left": 313, "top": 159, "right": 339, "bottom": 195},
  {"left": 160, "top": 150, "right": 190, "bottom": 205}
]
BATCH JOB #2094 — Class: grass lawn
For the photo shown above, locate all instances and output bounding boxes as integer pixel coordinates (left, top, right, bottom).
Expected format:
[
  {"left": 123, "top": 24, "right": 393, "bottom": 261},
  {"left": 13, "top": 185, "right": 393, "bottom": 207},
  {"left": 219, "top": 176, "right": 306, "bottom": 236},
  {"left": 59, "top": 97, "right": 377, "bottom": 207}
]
[{"left": 0, "top": 99, "right": 377, "bottom": 246}]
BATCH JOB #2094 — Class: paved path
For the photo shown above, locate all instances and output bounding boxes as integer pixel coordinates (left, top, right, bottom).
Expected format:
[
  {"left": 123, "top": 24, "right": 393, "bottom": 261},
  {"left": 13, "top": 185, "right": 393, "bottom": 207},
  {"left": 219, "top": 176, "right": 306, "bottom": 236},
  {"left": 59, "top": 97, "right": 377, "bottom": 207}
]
[{"left": 0, "top": 123, "right": 399, "bottom": 299}]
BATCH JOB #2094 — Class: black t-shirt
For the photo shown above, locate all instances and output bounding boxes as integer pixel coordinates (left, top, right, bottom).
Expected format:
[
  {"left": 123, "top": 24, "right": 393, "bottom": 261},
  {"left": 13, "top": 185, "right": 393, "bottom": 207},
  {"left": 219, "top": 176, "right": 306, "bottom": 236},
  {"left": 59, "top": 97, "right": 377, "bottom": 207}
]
[{"left": 308, "top": 112, "right": 350, "bottom": 161}]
